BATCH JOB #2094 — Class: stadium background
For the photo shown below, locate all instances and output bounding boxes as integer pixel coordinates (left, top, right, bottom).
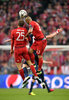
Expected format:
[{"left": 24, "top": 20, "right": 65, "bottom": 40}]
[{"left": 0, "top": 0, "right": 69, "bottom": 90}]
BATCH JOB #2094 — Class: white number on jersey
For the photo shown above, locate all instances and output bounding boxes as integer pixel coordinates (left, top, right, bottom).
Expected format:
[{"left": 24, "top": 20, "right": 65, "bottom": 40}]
[{"left": 16, "top": 31, "right": 25, "bottom": 41}]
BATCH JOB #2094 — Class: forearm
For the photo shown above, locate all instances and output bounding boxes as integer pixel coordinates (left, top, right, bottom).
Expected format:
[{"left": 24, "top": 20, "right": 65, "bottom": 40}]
[
  {"left": 27, "top": 29, "right": 32, "bottom": 35},
  {"left": 46, "top": 28, "right": 62, "bottom": 39},
  {"left": 43, "top": 60, "right": 52, "bottom": 64},
  {"left": 4, "top": 39, "right": 11, "bottom": 43},
  {"left": 26, "top": 27, "right": 33, "bottom": 36},
  {"left": 46, "top": 31, "right": 57, "bottom": 39},
  {"left": 26, "top": 32, "right": 32, "bottom": 37}
]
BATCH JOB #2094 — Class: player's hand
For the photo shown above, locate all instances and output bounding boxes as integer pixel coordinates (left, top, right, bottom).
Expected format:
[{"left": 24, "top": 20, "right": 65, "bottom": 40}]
[
  {"left": 25, "top": 37, "right": 28, "bottom": 41},
  {"left": 56, "top": 28, "right": 63, "bottom": 34},
  {"left": 10, "top": 50, "right": 14, "bottom": 55}
]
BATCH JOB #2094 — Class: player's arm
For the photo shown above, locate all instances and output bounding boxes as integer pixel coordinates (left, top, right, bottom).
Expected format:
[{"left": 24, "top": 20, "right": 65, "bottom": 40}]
[
  {"left": 10, "top": 31, "right": 14, "bottom": 55},
  {"left": 46, "top": 28, "right": 62, "bottom": 39},
  {"left": 28, "top": 27, "right": 33, "bottom": 33},
  {"left": 26, "top": 25, "right": 33, "bottom": 37},
  {"left": 4, "top": 39, "right": 11, "bottom": 43},
  {"left": 43, "top": 60, "right": 53, "bottom": 64}
]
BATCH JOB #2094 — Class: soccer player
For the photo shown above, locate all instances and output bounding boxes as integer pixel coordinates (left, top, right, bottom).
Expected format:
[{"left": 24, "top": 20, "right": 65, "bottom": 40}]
[
  {"left": 25, "top": 16, "right": 62, "bottom": 74},
  {"left": 10, "top": 19, "right": 42, "bottom": 87}
]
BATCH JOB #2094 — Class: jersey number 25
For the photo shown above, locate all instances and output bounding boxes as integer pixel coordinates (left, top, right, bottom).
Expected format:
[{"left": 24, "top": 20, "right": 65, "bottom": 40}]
[{"left": 16, "top": 31, "right": 25, "bottom": 41}]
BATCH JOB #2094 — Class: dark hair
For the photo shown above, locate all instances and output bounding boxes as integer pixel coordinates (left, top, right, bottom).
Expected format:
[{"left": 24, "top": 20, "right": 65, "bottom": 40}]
[{"left": 18, "top": 19, "right": 24, "bottom": 27}]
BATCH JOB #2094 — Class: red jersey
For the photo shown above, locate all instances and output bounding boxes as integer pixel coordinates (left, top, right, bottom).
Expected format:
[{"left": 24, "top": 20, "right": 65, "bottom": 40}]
[
  {"left": 29, "top": 21, "right": 44, "bottom": 40},
  {"left": 11, "top": 27, "right": 28, "bottom": 49}
]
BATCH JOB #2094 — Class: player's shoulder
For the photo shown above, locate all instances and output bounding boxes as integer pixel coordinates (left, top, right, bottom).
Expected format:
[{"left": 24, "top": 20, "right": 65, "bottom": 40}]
[
  {"left": 31, "top": 21, "right": 38, "bottom": 25},
  {"left": 11, "top": 28, "right": 16, "bottom": 33},
  {"left": 30, "top": 21, "right": 35, "bottom": 24},
  {"left": 30, "top": 21, "right": 36, "bottom": 27},
  {"left": 22, "top": 27, "right": 28, "bottom": 32}
]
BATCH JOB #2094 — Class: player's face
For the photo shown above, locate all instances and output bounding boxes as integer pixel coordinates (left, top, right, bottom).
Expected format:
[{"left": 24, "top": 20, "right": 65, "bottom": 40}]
[
  {"left": 25, "top": 18, "right": 29, "bottom": 24},
  {"left": 25, "top": 20, "right": 29, "bottom": 24}
]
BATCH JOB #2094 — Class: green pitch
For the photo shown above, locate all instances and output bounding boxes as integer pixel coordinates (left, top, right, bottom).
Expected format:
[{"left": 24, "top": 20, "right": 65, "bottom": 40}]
[{"left": 0, "top": 89, "right": 69, "bottom": 100}]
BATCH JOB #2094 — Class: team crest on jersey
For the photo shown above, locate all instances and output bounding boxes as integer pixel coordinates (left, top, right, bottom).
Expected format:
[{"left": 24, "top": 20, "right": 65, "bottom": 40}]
[
  {"left": 17, "top": 60, "right": 20, "bottom": 63},
  {"left": 36, "top": 49, "right": 40, "bottom": 54},
  {"left": 29, "top": 25, "right": 32, "bottom": 28}
]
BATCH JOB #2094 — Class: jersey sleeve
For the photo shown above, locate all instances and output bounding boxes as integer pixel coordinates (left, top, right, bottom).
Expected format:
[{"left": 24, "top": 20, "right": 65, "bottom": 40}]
[{"left": 29, "top": 22, "right": 34, "bottom": 29}]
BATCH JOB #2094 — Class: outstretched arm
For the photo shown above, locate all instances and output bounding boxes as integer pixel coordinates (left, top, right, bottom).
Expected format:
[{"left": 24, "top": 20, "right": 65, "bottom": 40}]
[
  {"left": 43, "top": 60, "right": 53, "bottom": 64},
  {"left": 46, "top": 28, "right": 62, "bottom": 39},
  {"left": 4, "top": 39, "right": 11, "bottom": 43}
]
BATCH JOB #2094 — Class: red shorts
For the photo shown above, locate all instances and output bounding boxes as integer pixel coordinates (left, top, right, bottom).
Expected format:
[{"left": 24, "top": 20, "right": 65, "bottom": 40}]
[
  {"left": 31, "top": 39, "right": 47, "bottom": 55},
  {"left": 14, "top": 46, "right": 30, "bottom": 63}
]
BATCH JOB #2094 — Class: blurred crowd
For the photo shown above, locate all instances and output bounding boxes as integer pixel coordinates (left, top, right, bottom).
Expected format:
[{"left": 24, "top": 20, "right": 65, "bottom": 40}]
[
  {"left": 43, "top": 50, "right": 69, "bottom": 74},
  {"left": 0, "top": 50, "right": 69, "bottom": 75},
  {"left": 0, "top": 0, "right": 69, "bottom": 45},
  {"left": 0, "top": 0, "right": 69, "bottom": 75},
  {"left": 0, "top": 50, "right": 18, "bottom": 74}
]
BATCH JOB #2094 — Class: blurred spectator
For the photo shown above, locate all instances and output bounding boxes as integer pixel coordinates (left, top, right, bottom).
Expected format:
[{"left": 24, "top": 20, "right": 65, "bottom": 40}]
[
  {"left": 8, "top": 54, "right": 18, "bottom": 74},
  {"left": 0, "top": 0, "right": 69, "bottom": 45},
  {"left": 43, "top": 50, "right": 69, "bottom": 75},
  {"left": 59, "top": 52, "right": 65, "bottom": 65},
  {"left": 65, "top": 52, "right": 69, "bottom": 65},
  {"left": 1, "top": 61, "right": 10, "bottom": 74}
]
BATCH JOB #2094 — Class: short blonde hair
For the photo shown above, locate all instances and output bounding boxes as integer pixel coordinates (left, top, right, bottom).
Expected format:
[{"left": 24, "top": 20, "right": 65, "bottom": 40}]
[{"left": 25, "top": 16, "right": 32, "bottom": 22}]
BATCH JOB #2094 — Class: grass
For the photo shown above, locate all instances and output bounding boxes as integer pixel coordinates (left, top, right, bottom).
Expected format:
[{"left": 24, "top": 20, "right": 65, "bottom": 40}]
[{"left": 0, "top": 88, "right": 69, "bottom": 100}]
